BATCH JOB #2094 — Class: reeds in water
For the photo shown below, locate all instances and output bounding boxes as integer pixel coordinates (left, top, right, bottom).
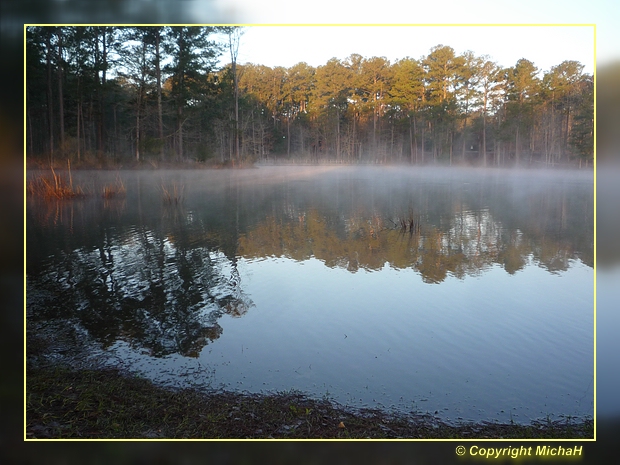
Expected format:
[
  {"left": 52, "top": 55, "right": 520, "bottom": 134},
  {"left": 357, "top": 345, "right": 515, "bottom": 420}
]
[
  {"left": 161, "top": 182, "right": 184, "bottom": 205},
  {"left": 397, "top": 215, "right": 421, "bottom": 234},
  {"left": 102, "top": 176, "right": 126, "bottom": 199},
  {"left": 27, "top": 162, "right": 84, "bottom": 200}
]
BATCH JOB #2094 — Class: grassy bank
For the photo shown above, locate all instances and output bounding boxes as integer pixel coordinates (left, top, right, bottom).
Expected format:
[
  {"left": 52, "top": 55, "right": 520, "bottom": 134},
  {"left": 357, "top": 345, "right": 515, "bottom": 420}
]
[{"left": 25, "top": 365, "right": 593, "bottom": 440}]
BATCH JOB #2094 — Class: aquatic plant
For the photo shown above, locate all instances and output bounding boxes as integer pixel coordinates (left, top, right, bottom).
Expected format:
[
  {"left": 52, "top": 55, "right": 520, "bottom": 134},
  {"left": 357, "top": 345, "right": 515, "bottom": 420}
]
[
  {"left": 27, "top": 162, "right": 85, "bottom": 200},
  {"left": 102, "top": 175, "right": 126, "bottom": 199},
  {"left": 161, "top": 182, "right": 185, "bottom": 205},
  {"left": 395, "top": 214, "right": 421, "bottom": 234}
]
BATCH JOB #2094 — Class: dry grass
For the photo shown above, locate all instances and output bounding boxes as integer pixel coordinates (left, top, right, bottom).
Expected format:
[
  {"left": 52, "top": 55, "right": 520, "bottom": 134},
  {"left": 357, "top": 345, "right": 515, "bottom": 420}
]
[
  {"left": 161, "top": 182, "right": 184, "bottom": 205},
  {"left": 102, "top": 175, "right": 126, "bottom": 199},
  {"left": 27, "top": 164, "right": 85, "bottom": 200}
]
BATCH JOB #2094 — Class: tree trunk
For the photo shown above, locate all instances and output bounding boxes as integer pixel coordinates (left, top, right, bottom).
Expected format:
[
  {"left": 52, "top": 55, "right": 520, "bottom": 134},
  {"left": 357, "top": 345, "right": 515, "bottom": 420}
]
[
  {"left": 420, "top": 119, "right": 425, "bottom": 164},
  {"left": 94, "top": 29, "right": 106, "bottom": 157},
  {"left": 390, "top": 120, "right": 394, "bottom": 161},
  {"left": 461, "top": 118, "right": 467, "bottom": 163},
  {"left": 515, "top": 125, "right": 520, "bottom": 166},
  {"left": 551, "top": 94, "right": 556, "bottom": 165},
  {"left": 57, "top": 31, "right": 65, "bottom": 156},
  {"left": 136, "top": 37, "right": 147, "bottom": 163},
  {"left": 113, "top": 104, "right": 117, "bottom": 160},
  {"left": 482, "top": 96, "right": 487, "bottom": 167},
  {"left": 228, "top": 29, "right": 241, "bottom": 164},
  {"left": 409, "top": 123, "right": 414, "bottom": 164},
  {"left": 26, "top": 87, "right": 34, "bottom": 156},
  {"left": 336, "top": 109, "right": 340, "bottom": 161},
  {"left": 413, "top": 116, "right": 418, "bottom": 164},
  {"left": 177, "top": 105, "right": 184, "bottom": 160},
  {"left": 176, "top": 57, "right": 184, "bottom": 161},
  {"left": 252, "top": 109, "right": 257, "bottom": 159},
  {"left": 155, "top": 29, "right": 164, "bottom": 161},
  {"left": 496, "top": 111, "right": 502, "bottom": 166},
  {"left": 482, "top": 115, "right": 487, "bottom": 167},
  {"left": 287, "top": 116, "right": 290, "bottom": 158},
  {"left": 432, "top": 123, "right": 437, "bottom": 163},
  {"left": 45, "top": 32, "right": 54, "bottom": 163},
  {"left": 234, "top": 68, "right": 240, "bottom": 164},
  {"left": 77, "top": 96, "right": 81, "bottom": 161},
  {"left": 88, "top": 97, "right": 93, "bottom": 154},
  {"left": 136, "top": 111, "right": 140, "bottom": 162},
  {"left": 352, "top": 113, "right": 357, "bottom": 161},
  {"left": 562, "top": 107, "right": 571, "bottom": 164},
  {"left": 461, "top": 97, "right": 469, "bottom": 164},
  {"left": 373, "top": 96, "right": 377, "bottom": 154}
]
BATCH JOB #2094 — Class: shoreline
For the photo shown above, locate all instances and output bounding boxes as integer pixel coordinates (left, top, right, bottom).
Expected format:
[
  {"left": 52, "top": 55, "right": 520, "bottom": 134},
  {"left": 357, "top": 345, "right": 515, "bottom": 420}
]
[
  {"left": 25, "top": 156, "right": 593, "bottom": 172},
  {"left": 25, "top": 363, "right": 593, "bottom": 440}
]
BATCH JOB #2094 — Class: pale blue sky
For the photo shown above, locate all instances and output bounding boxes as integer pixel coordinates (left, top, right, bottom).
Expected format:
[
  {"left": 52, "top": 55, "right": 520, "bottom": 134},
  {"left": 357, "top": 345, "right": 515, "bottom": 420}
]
[
  {"left": 206, "top": 0, "right": 618, "bottom": 72},
  {"left": 225, "top": 25, "right": 594, "bottom": 75}
]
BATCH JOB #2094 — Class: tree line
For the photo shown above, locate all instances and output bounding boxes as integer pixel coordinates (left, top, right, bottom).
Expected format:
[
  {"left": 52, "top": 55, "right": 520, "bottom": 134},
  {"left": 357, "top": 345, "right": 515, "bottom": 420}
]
[{"left": 26, "top": 26, "right": 593, "bottom": 168}]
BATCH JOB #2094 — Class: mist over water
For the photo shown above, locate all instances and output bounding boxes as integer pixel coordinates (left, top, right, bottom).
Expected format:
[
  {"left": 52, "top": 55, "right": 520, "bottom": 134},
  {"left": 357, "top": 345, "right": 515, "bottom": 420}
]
[{"left": 26, "top": 165, "right": 594, "bottom": 424}]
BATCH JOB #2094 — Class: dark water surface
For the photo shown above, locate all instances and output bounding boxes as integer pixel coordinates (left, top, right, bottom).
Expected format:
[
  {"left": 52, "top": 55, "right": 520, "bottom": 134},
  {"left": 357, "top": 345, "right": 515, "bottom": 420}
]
[{"left": 26, "top": 166, "right": 594, "bottom": 424}]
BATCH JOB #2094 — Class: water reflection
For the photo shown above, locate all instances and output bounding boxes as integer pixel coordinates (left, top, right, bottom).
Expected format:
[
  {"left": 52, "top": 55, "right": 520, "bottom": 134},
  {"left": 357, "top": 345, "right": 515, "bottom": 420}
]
[
  {"left": 27, "top": 168, "right": 593, "bottom": 355},
  {"left": 238, "top": 181, "right": 592, "bottom": 282},
  {"left": 27, "top": 191, "right": 253, "bottom": 358},
  {"left": 26, "top": 167, "right": 593, "bottom": 422}
]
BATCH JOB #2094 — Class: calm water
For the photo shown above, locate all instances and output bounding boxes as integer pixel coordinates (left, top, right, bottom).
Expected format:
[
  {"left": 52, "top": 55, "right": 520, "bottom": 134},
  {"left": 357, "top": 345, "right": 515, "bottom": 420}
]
[{"left": 26, "top": 166, "right": 594, "bottom": 424}]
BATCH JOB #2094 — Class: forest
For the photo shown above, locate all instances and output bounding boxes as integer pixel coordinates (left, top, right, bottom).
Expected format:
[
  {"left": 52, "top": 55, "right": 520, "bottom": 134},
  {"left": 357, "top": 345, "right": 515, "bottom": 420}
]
[{"left": 26, "top": 26, "right": 594, "bottom": 168}]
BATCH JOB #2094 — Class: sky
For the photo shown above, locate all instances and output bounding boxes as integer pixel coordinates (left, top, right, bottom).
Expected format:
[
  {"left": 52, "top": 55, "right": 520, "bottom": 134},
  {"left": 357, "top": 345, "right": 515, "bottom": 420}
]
[
  {"left": 204, "top": 0, "right": 619, "bottom": 73},
  {"left": 222, "top": 25, "right": 595, "bottom": 75}
]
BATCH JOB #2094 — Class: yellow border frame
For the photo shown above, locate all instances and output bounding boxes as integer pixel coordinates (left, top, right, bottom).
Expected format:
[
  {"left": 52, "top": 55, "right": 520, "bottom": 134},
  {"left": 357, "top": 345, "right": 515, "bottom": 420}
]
[{"left": 23, "top": 23, "right": 597, "bottom": 445}]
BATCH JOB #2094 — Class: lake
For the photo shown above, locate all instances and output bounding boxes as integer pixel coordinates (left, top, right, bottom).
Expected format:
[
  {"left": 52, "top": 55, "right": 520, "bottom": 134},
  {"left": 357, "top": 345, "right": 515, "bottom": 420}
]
[{"left": 26, "top": 165, "right": 594, "bottom": 425}]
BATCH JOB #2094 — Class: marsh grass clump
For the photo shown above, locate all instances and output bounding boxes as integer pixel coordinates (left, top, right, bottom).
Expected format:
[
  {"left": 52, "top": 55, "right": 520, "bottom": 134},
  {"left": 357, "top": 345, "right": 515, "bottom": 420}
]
[
  {"left": 395, "top": 213, "right": 421, "bottom": 234},
  {"left": 161, "top": 182, "right": 184, "bottom": 205},
  {"left": 102, "top": 176, "right": 126, "bottom": 199},
  {"left": 27, "top": 164, "right": 85, "bottom": 200}
]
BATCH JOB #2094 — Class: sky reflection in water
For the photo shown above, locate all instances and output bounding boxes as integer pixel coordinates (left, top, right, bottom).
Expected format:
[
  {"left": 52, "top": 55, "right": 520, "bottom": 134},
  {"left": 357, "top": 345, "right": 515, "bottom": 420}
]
[{"left": 26, "top": 166, "right": 594, "bottom": 424}]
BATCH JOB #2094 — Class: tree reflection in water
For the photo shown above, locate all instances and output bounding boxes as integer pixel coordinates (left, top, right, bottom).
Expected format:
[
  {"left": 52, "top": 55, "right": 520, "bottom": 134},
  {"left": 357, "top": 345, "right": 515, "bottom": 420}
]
[
  {"left": 27, "top": 196, "right": 253, "bottom": 359},
  {"left": 238, "top": 192, "right": 592, "bottom": 284},
  {"left": 26, "top": 167, "right": 592, "bottom": 360}
]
